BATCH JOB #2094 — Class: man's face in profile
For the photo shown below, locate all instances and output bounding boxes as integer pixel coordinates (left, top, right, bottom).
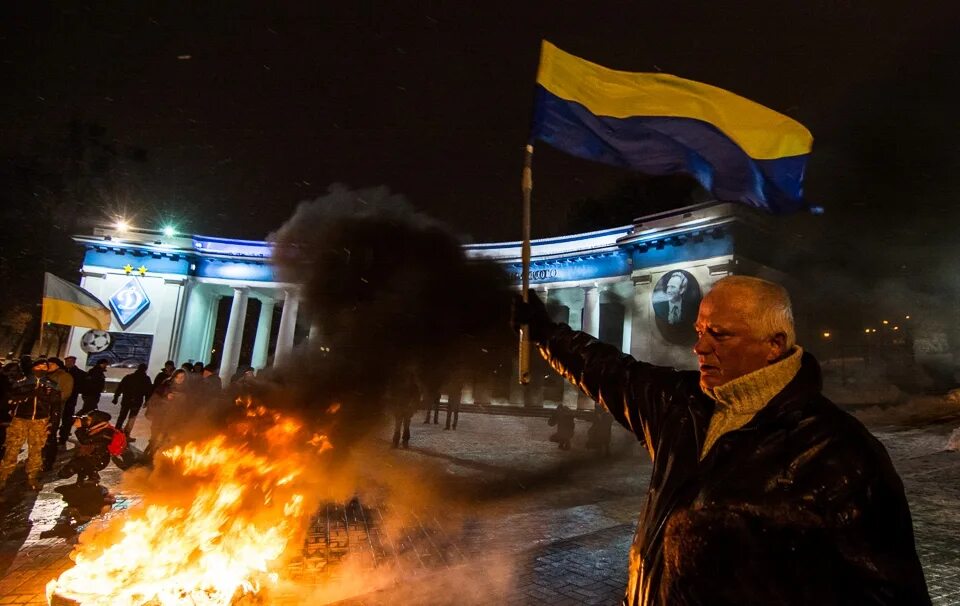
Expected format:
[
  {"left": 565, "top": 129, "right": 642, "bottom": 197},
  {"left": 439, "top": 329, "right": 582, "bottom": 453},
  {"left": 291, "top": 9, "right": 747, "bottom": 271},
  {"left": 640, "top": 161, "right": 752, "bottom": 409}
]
[{"left": 665, "top": 275, "right": 685, "bottom": 303}]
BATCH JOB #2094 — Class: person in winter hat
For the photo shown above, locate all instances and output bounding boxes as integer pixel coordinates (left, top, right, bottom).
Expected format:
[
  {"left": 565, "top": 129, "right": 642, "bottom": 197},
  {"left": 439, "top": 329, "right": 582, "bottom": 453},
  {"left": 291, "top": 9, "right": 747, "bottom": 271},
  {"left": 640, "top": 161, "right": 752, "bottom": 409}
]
[
  {"left": 0, "top": 358, "right": 60, "bottom": 492},
  {"left": 57, "top": 410, "right": 117, "bottom": 485}
]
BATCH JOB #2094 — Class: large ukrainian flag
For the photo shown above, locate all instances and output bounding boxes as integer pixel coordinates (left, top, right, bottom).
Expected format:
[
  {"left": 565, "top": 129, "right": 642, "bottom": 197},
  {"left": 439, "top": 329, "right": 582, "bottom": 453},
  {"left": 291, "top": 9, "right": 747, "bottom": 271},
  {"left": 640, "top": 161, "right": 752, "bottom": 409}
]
[
  {"left": 530, "top": 41, "right": 814, "bottom": 214},
  {"left": 41, "top": 273, "right": 111, "bottom": 330}
]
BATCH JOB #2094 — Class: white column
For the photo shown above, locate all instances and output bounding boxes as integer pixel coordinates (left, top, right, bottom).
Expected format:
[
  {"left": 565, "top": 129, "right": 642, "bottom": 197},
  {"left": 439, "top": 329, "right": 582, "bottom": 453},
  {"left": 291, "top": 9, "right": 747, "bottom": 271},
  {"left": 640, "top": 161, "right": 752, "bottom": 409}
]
[
  {"left": 251, "top": 299, "right": 275, "bottom": 370},
  {"left": 621, "top": 292, "right": 633, "bottom": 354},
  {"left": 219, "top": 287, "right": 249, "bottom": 384},
  {"left": 577, "top": 285, "right": 601, "bottom": 410},
  {"left": 582, "top": 285, "right": 600, "bottom": 337},
  {"left": 274, "top": 289, "right": 299, "bottom": 366},
  {"left": 198, "top": 294, "right": 222, "bottom": 364},
  {"left": 562, "top": 287, "right": 582, "bottom": 408}
]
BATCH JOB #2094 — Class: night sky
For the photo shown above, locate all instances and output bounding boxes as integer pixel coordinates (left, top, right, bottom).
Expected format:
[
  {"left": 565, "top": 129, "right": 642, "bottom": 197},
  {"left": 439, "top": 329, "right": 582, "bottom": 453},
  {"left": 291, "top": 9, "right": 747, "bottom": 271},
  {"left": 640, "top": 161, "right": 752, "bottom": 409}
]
[{"left": 3, "top": 2, "right": 959, "bottom": 260}]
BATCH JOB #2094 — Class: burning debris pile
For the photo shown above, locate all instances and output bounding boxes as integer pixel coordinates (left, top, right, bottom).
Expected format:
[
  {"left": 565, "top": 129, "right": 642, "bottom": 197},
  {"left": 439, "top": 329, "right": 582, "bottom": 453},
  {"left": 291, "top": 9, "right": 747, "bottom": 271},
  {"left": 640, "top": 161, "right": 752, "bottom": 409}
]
[
  {"left": 48, "top": 396, "right": 337, "bottom": 605},
  {"left": 47, "top": 185, "right": 516, "bottom": 605}
]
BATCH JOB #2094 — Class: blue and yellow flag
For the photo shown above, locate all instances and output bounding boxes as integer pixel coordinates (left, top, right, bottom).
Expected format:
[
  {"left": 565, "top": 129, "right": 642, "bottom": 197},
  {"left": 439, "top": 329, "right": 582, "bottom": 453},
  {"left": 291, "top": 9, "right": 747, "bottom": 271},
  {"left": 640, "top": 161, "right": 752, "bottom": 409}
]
[
  {"left": 41, "top": 273, "right": 111, "bottom": 330},
  {"left": 530, "top": 41, "right": 814, "bottom": 214}
]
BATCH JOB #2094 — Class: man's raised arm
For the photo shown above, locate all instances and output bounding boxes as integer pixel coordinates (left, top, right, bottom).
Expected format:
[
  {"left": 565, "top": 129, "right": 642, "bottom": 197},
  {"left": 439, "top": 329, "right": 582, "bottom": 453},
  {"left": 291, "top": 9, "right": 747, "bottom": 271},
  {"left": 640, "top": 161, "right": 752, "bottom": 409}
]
[{"left": 512, "top": 290, "right": 690, "bottom": 458}]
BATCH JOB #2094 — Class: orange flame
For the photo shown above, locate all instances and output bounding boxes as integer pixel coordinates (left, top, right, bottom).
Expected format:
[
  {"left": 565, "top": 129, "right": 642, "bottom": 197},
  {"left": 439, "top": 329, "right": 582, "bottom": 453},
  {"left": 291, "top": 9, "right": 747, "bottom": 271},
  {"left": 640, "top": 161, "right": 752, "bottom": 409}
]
[{"left": 47, "top": 401, "right": 332, "bottom": 605}]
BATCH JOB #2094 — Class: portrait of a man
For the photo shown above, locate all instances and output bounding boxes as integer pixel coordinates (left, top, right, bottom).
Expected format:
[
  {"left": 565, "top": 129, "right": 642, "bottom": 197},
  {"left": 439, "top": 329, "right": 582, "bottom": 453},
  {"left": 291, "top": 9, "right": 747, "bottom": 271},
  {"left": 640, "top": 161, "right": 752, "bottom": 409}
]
[{"left": 652, "top": 270, "right": 702, "bottom": 345}]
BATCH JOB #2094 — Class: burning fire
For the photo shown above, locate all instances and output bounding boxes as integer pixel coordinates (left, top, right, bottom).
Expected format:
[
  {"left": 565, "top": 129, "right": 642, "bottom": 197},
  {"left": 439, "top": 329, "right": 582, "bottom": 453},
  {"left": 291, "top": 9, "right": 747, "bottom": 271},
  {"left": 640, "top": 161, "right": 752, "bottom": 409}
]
[{"left": 47, "top": 398, "right": 336, "bottom": 605}]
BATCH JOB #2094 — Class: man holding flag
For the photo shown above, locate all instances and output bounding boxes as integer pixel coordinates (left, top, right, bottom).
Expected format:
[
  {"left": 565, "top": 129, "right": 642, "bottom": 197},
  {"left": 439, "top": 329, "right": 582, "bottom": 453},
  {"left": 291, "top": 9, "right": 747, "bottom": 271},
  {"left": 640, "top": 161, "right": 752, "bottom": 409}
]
[
  {"left": 0, "top": 273, "right": 112, "bottom": 495},
  {"left": 513, "top": 43, "right": 930, "bottom": 605}
]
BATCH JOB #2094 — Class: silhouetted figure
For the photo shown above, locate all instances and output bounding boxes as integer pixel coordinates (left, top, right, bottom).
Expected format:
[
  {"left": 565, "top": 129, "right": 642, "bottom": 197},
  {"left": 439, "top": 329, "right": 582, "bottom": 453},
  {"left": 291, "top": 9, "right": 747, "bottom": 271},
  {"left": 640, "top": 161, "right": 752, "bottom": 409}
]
[
  {"left": 57, "top": 410, "right": 117, "bottom": 485},
  {"left": 58, "top": 356, "right": 87, "bottom": 444},
  {"left": 144, "top": 369, "right": 188, "bottom": 459},
  {"left": 586, "top": 409, "right": 614, "bottom": 457},
  {"left": 79, "top": 358, "right": 108, "bottom": 414},
  {"left": 113, "top": 363, "right": 153, "bottom": 437},
  {"left": 423, "top": 388, "right": 440, "bottom": 424},
  {"left": 153, "top": 360, "right": 176, "bottom": 392},
  {"left": 0, "top": 358, "right": 60, "bottom": 493},
  {"left": 391, "top": 374, "right": 420, "bottom": 448},
  {"left": 199, "top": 364, "right": 223, "bottom": 398},
  {"left": 0, "top": 362, "right": 23, "bottom": 460},
  {"left": 548, "top": 403, "right": 576, "bottom": 450},
  {"left": 43, "top": 357, "right": 73, "bottom": 470}
]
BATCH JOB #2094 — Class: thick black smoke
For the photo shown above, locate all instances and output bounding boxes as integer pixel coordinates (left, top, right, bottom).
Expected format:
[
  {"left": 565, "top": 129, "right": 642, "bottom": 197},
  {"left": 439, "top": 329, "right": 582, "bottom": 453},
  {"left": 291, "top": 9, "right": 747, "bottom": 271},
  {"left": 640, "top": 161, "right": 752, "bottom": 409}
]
[{"left": 264, "top": 184, "right": 514, "bottom": 446}]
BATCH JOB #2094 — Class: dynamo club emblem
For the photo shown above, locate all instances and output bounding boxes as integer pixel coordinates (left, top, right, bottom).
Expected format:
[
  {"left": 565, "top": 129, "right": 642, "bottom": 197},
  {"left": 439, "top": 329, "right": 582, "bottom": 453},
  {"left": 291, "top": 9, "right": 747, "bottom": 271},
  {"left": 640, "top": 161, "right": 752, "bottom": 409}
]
[{"left": 108, "top": 278, "right": 150, "bottom": 328}]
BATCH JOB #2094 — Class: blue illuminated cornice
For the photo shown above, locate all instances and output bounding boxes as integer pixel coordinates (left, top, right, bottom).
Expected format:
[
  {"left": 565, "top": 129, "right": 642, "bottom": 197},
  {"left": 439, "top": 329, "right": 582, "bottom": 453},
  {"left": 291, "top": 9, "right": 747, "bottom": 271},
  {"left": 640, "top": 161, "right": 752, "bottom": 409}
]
[{"left": 75, "top": 202, "right": 766, "bottom": 285}]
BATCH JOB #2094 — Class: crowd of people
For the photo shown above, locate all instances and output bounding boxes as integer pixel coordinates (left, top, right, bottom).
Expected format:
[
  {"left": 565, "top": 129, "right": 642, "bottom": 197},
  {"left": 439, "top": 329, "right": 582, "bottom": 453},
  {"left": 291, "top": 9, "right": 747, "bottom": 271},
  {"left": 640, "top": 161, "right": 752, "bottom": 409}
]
[{"left": 0, "top": 355, "right": 256, "bottom": 499}]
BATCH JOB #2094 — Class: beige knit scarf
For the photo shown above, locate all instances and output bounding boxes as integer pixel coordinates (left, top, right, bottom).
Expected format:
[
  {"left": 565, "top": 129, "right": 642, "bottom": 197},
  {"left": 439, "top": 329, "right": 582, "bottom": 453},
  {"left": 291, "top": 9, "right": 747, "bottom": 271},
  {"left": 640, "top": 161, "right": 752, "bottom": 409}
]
[{"left": 700, "top": 347, "right": 803, "bottom": 460}]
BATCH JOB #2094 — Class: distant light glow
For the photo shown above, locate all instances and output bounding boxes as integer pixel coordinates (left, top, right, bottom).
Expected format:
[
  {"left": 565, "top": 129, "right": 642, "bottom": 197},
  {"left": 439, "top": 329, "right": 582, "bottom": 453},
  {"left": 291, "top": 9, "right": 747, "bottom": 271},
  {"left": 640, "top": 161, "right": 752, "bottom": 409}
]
[
  {"left": 893, "top": 326, "right": 900, "bottom": 331},
  {"left": 822, "top": 331, "right": 831, "bottom": 338},
  {"left": 905, "top": 315, "right": 910, "bottom": 320},
  {"left": 882, "top": 320, "right": 889, "bottom": 325},
  {"left": 865, "top": 328, "right": 871, "bottom": 334},
  {"left": 115, "top": 220, "right": 130, "bottom": 232},
  {"left": 163, "top": 226, "right": 176, "bottom": 237}
]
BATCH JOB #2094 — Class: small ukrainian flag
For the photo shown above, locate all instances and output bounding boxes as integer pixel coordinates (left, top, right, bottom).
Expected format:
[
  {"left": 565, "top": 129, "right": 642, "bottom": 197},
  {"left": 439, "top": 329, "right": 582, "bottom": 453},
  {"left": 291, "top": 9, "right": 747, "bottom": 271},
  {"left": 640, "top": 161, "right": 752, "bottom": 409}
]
[{"left": 41, "top": 273, "right": 111, "bottom": 330}]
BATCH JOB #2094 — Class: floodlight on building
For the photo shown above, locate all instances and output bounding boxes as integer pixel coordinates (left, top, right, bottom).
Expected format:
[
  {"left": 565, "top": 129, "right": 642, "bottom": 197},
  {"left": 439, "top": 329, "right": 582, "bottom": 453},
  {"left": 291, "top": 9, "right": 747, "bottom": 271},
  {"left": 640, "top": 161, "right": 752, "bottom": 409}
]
[{"left": 163, "top": 225, "right": 176, "bottom": 237}]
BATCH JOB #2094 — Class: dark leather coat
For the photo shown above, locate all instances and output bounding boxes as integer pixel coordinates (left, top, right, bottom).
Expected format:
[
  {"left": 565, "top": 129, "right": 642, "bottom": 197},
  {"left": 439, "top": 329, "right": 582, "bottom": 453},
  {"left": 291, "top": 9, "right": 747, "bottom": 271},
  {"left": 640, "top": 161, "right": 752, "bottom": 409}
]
[{"left": 538, "top": 325, "right": 930, "bottom": 606}]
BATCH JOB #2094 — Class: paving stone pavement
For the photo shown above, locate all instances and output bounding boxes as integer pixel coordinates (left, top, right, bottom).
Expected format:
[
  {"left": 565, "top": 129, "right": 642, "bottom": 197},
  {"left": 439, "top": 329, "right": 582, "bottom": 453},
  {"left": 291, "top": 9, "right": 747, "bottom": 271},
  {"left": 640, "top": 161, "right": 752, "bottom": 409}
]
[{"left": 1, "top": 397, "right": 958, "bottom": 605}]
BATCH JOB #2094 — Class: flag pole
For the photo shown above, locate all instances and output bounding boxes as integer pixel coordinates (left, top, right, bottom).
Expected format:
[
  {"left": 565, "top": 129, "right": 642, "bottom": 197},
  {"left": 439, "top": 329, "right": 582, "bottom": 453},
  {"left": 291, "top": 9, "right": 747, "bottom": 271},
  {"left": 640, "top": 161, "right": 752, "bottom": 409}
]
[
  {"left": 38, "top": 321, "right": 45, "bottom": 357},
  {"left": 519, "top": 144, "right": 534, "bottom": 385}
]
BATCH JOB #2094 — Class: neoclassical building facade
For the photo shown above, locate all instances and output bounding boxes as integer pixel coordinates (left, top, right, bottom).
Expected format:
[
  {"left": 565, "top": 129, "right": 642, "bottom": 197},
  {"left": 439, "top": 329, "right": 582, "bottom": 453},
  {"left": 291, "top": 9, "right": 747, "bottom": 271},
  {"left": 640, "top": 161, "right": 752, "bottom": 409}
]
[{"left": 66, "top": 202, "right": 790, "bottom": 406}]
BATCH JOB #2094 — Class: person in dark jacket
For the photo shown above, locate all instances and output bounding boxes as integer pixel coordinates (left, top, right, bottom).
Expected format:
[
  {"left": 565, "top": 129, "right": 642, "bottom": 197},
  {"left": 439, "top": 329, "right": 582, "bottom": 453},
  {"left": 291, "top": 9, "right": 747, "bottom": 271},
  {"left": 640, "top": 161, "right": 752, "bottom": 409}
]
[
  {"left": 79, "top": 358, "right": 108, "bottom": 414},
  {"left": 42, "top": 357, "right": 73, "bottom": 470},
  {"left": 389, "top": 373, "right": 420, "bottom": 448},
  {"left": 200, "top": 364, "right": 223, "bottom": 395},
  {"left": 112, "top": 363, "right": 153, "bottom": 436},
  {"left": 586, "top": 408, "right": 614, "bottom": 457},
  {"left": 513, "top": 275, "right": 930, "bottom": 606},
  {"left": 0, "top": 362, "right": 23, "bottom": 460},
  {"left": 153, "top": 360, "right": 175, "bottom": 393},
  {"left": 57, "top": 409, "right": 115, "bottom": 485},
  {"left": 547, "top": 403, "right": 576, "bottom": 450},
  {"left": 144, "top": 369, "right": 188, "bottom": 459},
  {"left": 59, "top": 356, "right": 88, "bottom": 445},
  {"left": 0, "top": 358, "right": 60, "bottom": 492}
]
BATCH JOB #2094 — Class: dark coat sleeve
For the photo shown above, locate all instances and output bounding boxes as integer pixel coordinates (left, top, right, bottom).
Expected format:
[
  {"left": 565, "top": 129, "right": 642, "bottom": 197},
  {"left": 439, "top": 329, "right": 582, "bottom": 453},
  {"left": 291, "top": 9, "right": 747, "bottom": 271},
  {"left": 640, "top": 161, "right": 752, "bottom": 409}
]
[
  {"left": 537, "top": 324, "right": 691, "bottom": 460},
  {"left": 113, "top": 375, "right": 128, "bottom": 403}
]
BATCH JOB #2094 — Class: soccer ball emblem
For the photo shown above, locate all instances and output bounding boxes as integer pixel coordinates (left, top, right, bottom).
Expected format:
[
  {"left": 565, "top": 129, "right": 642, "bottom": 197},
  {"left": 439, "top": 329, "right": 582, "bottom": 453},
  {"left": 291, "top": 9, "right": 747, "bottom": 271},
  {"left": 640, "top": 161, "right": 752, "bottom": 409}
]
[{"left": 80, "top": 329, "right": 112, "bottom": 353}]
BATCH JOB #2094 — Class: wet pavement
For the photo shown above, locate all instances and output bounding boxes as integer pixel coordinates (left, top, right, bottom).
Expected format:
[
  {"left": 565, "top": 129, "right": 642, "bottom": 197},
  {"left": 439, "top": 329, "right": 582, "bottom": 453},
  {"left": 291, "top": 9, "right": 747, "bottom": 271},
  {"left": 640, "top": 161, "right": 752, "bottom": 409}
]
[{"left": 1, "top": 397, "right": 958, "bottom": 605}]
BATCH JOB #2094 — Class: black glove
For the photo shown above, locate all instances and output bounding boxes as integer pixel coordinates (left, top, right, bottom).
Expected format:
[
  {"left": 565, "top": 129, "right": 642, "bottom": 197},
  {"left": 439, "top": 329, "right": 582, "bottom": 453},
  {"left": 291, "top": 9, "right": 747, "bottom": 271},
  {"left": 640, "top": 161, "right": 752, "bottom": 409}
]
[{"left": 510, "top": 289, "right": 553, "bottom": 344}]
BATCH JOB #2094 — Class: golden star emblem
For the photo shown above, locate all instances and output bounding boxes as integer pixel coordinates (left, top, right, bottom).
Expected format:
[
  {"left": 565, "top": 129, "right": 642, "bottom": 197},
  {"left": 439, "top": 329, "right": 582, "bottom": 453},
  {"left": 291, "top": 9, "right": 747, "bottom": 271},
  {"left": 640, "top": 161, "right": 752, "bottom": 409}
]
[
  {"left": 123, "top": 264, "right": 133, "bottom": 274},
  {"left": 137, "top": 265, "right": 148, "bottom": 276}
]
